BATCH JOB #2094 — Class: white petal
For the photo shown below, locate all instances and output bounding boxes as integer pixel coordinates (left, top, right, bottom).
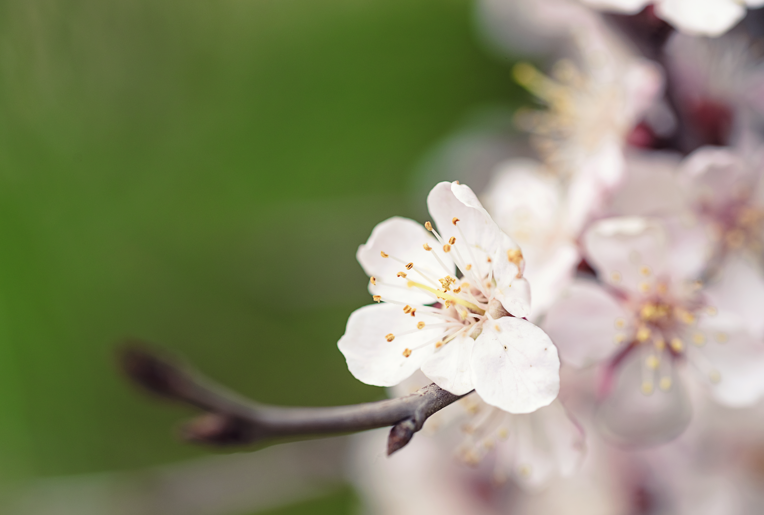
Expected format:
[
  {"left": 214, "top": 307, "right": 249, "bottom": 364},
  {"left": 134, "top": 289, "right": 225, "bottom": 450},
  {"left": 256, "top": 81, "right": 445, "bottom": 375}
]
[
  {"left": 421, "top": 334, "right": 475, "bottom": 395},
  {"left": 583, "top": 216, "right": 670, "bottom": 293},
  {"left": 543, "top": 280, "right": 628, "bottom": 368},
  {"left": 579, "top": 0, "right": 650, "bottom": 13},
  {"left": 509, "top": 401, "right": 585, "bottom": 490},
  {"left": 471, "top": 317, "right": 560, "bottom": 414},
  {"left": 656, "top": 0, "right": 745, "bottom": 37},
  {"left": 357, "top": 216, "right": 454, "bottom": 304},
  {"left": 427, "top": 182, "right": 510, "bottom": 261},
  {"left": 704, "top": 253, "right": 764, "bottom": 339},
  {"left": 338, "top": 304, "right": 447, "bottom": 387},
  {"left": 696, "top": 314, "right": 764, "bottom": 407},
  {"left": 679, "top": 146, "right": 752, "bottom": 214},
  {"left": 595, "top": 352, "right": 693, "bottom": 445},
  {"left": 524, "top": 242, "right": 580, "bottom": 319},
  {"left": 493, "top": 275, "right": 532, "bottom": 319}
]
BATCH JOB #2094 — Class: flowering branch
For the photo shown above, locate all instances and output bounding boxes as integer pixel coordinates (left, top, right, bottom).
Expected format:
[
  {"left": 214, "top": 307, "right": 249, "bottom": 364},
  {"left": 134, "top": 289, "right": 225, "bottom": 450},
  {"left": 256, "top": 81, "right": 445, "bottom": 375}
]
[{"left": 119, "top": 343, "right": 467, "bottom": 455}]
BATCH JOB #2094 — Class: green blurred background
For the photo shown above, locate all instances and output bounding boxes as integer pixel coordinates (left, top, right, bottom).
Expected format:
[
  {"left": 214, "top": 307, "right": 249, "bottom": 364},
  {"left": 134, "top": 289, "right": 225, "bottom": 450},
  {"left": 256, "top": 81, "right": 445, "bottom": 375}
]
[{"left": 0, "top": 0, "right": 522, "bottom": 512}]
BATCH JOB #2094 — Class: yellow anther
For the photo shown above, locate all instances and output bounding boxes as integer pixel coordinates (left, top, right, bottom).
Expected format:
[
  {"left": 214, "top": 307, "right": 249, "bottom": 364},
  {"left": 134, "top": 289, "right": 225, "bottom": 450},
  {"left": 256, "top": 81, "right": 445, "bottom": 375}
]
[
  {"left": 417, "top": 321, "right": 425, "bottom": 330},
  {"left": 410, "top": 308, "right": 417, "bottom": 317},
  {"left": 646, "top": 355, "right": 659, "bottom": 370},
  {"left": 443, "top": 244, "right": 451, "bottom": 253},
  {"left": 452, "top": 286, "right": 461, "bottom": 294},
  {"left": 656, "top": 283, "right": 668, "bottom": 295},
  {"left": 615, "top": 318, "right": 626, "bottom": 329},
  {"left": 715, "top": 332, "right": 728, "bottom": 343},
  {"left": 486, "top": 256, "right": 492, "bottom": 263},
  {"left": 512, "top": 62, "right": 540, "bottom": 87},
  {"left": 423, "top": 243, "right": 432, "bottom": 251},
  {"left": 403, "top": 305, "right": 412, "bottom": 313},
  {"left": 614, "top": 333, "right": 626, "bottom": 344},
  {"left": 654, "top": 337, "right": 666, "bottom": 351},
  {"left": 402, "top": 348, "right": 412, "bottom": 358},
  {"left": 452, "top": 217, "right": 460, "bottom": 225},
  {"left": 639, "top": 282, "right": 651, "bottom": 293},
  {"left": 380, "top": 251, "right": 389, "bottom": 258},
  {"left": 370, "top": 276, "right": 376, "bottom": 285},
  {"left": 640, "top": 304, "right": 657, "bottom": 320},
  {"left": 405, "top": 262, "right": 414, "bottom": 270},
  {"left": 709, "top": 370, "right": 721, "bottom": 383},
  {"left": 386, "top": 333, "right": 395, "bottom": 342},
  {"left": 636, "top": 326, "right": 651, "bottom": 342},
  {"left": 670, "top": 338, "right": 684, "bottom": 352},
  {"left": 397, "top": 271, "right": 407, "bottom": 278},
  {"left": 465, "top": 264, "right": 472, "bottom": 270},
  {"left": 444, "top": 300, "right": 453, "bottom": 309},
  {"left": 692, "top": 333, "right": 705, "bottom": 346},
  {"left": 460, "top": 282, "right": 470, "bottom": 289},
  {"left": 676, "top": 308, "right": 695, "bottom": 324},
  {"left": 610, "top": 271, "right": 622, "bottom": 283},
  {"left": 449, "top": 236, "right": 456, "bottom": 245},
  {"left": 706, "top": 306, "right": 718, "bottom": 316},
  {"left": 507, "top": 248, "right": 523, "bottom": 266},
  {"left": 498, "top": 428, "right": 509, "bottom": 439},
  {"left": 659, "top": 377, "right": 672, "bottom": 391},
  {"left": 494, "top": 324, "right": 501, "bottom": 332},
  {"left": 640, "top": 266, "right": 651, "bottom": 276},
  {"left": 641, "top": 382, "right": 654, "bottom": 395},
  {"left": 425, "top": 221, "right": 433, "bottom": 231},
  {"left": 435, "top": 341, "right": 444, "bottom": 349},
  {"left": 373, "top": 295, "right": 381, "bottom": 302}
]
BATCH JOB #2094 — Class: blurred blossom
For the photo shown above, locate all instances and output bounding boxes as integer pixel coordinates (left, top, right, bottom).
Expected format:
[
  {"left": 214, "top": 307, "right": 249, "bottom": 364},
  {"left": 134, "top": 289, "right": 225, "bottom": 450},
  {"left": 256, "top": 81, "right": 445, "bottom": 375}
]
[
  {"left": 339, "top": 182, "right": 560, "bottom": 413},
  {"left": 544, "top": 216, "right": 764, "bottom": 443},
  {"left": 666, "top": 33, "right": 764, "bottom": 146},
  {"left": 581, "top": 0, "right": 764, "bottom": 37}
]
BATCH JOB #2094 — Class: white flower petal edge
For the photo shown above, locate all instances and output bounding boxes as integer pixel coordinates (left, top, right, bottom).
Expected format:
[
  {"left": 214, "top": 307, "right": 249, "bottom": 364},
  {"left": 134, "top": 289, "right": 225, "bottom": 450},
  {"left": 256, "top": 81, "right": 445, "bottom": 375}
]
[
  {"left": 421, "top": 334, "right": 475, "bottom": 395},
  {"left": 338, "top": 304, "right": 447, "bottom": 387},
  {"left": 470, "top": 317, "right": 560, "bottom": 414}
]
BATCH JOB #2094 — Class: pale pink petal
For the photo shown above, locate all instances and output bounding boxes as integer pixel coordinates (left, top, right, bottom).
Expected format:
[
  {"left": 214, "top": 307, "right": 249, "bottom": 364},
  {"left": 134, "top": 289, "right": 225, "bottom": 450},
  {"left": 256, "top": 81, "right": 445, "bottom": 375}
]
[
  {"left": 704, "top": 254, "right": 764, "bottom": 339},
  {"left": 579, "top": 0, "right": 650, "bottom": 13},
  {"left": 584, "top": 217, "right": 670, "bottom": 293},
  {"left": 471, "top": 317, "right": 560, "bottom": 414},
  {"left": 656, "top": 0, "right": 745, "bottom": 37},
  {"left": 357, "top": 216, "right": 454, "bottom": 305},
  {"left": 421, "top": 334, "right": 475, "bottom": 395},
  {"left": 696, "top": 313, "right": 764, "bottom": 407},
  {"left": 595, "top": 353, "right": 693, "bottom": 445},
  {"left": 543, "top": 280, "right": 629, "bottom": 368},
  {"left": 338, "top": 304, "right": 447, "bottom": 387},
  {"left": 509, "top": 400, "right": 585, "bottom": 490},
  {"left": 525, "top": 242, "right": 580, "bottom": 319},
  {"left": 679, "top": 146, "right": 751, "bottom": 213}
]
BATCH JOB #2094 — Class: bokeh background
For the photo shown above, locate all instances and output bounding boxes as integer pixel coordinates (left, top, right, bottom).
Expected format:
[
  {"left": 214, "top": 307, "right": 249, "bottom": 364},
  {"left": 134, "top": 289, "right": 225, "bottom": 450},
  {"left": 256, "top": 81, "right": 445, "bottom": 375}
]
[{"left": 0, "top": 0, "right": 526, "bottom": 512}]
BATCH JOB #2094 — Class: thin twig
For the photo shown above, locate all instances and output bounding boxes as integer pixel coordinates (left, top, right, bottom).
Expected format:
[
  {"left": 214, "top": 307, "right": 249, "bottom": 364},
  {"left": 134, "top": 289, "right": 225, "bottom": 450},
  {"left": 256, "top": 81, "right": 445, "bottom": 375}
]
[{"left": 119, "top": 343, "right": 468, "bottom": 455}]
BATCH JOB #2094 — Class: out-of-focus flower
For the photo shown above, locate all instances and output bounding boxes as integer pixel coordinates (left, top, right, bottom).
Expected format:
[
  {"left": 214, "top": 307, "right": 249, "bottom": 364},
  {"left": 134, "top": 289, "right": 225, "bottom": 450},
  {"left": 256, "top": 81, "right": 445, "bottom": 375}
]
[
  {"left": 543, "top": 216, "right": 764, "bottom": 442},
  {"left": 482, "top": 159, "right": 582, "bottom": 318},
  {"left": 338, "top": 181, "right": 560, "bottom": 413},
  {"left": 512, "top": 33, "right": 662, "bottom": 202},
  {"left": 666, "top": 33, "right": 764, "bottom": 146},
  {"left": 582, "top": 0, "right": 764, "bottom": 37}
]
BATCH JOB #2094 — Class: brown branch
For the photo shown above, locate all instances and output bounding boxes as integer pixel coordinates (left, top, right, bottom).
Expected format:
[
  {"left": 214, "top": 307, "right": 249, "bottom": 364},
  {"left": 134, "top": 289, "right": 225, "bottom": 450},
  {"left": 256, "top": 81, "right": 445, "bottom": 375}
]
[{"left": 119, "top": 343, "right": 468, "bottom": 455}]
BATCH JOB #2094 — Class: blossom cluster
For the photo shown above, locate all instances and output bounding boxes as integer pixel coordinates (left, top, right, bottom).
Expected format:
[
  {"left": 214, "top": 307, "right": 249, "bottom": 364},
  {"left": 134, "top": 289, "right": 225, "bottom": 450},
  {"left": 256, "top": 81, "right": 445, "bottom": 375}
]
[{"left": 337, "top": 2, "right": 764, "bottom": 513}]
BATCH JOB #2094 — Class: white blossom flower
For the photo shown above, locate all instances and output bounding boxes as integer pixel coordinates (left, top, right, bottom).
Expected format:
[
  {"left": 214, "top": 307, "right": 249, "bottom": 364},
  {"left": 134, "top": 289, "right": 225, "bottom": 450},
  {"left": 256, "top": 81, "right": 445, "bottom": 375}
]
[
  {"left": 581, "top": 0, "right": 764, "bottom": 37},
  {"left": 543, "top": 216, "right": 764, "bottom": 441},
  {"left": 338, "top": 181, "right": 560, "bottom": 414}
]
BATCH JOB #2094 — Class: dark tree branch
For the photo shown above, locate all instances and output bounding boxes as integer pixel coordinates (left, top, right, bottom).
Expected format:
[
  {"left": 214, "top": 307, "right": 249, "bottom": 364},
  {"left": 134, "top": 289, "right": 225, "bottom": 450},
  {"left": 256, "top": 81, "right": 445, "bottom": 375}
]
[{"left": 119, "top": 343, "right": 468, "bottom": 455}]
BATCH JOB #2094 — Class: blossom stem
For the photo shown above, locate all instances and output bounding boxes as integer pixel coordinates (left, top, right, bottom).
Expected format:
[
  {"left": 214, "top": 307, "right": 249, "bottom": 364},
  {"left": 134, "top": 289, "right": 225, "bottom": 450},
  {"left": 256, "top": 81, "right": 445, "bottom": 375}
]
[{"left": 119, "top": 343, "right": 470, "bottom": 456}]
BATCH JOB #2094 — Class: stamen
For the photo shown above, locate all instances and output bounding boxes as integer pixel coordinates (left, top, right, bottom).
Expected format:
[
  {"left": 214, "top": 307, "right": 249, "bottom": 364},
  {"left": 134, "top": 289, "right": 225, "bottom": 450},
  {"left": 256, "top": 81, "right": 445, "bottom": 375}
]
[
  {"left": 405, "top": 262, "right": 414, "bottom": 270},
  {"left": 692, "top": 332, "right": 705, "bottom": 346},
  {"left": 370, "top": 276, "right": 376, "bottom": 285},
  {"left": 465, "top": 264, "right": 472, "bottom": 270},
  {"left": 404, "top": 280, "right": 486, "bottom": 313},
  {"left": 425, "top": 221, "right": 433, "bottom": 231},
  {"left": 403, "top": 305, "right": 412, "bottom": 314},
  {"left": 636, "top": 326, "right": 651, "bottom": 342},
  {"left": 385, "top": 333, "right": 395, "bottom": 342},
  {"left": 449, "top": 236, "right": 456, "bottom": 245},
  {"left": 443, "top": 244, "right": 451, "bottom": 253},
  {"left": 507, "top": 248, "right": 523, "bottom": 266},
  {"left": 670, "top": 338, "right": 684, "bottom": 352},
  {"left": 452, "top": 217, "right": 460, "bottom": 225},
  {"left": 640, "top": 266, "right": 651, "bottom": 276},
  {"left": 659, "top": 377, "right": 672, "bottom": 391},
  {"left": 373, "top": 295, "right": 381, "bottom": 302},
  {"left": 397, "top": 271, "right": 407, "bottom": 278},
  {"left": 380, "top": 251, "right": 389, "bottom": 258},
  {"left": 410, "top": 308, "right": 417, "bottom": 317},
  {"left": 709, "top": 370, "right": 721, "bottom": 383},
  {"left": 435, "top": 341, "right": 443, "bottom": 348},
  {"left": 610, "top": 271, "right": 622, "bottom": 283},
  {"left": 402, "top": 348, "right": 412, "bottom": 358},
  {"left": 423, "top": 243, "right": 432, "bottom": 251}
]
